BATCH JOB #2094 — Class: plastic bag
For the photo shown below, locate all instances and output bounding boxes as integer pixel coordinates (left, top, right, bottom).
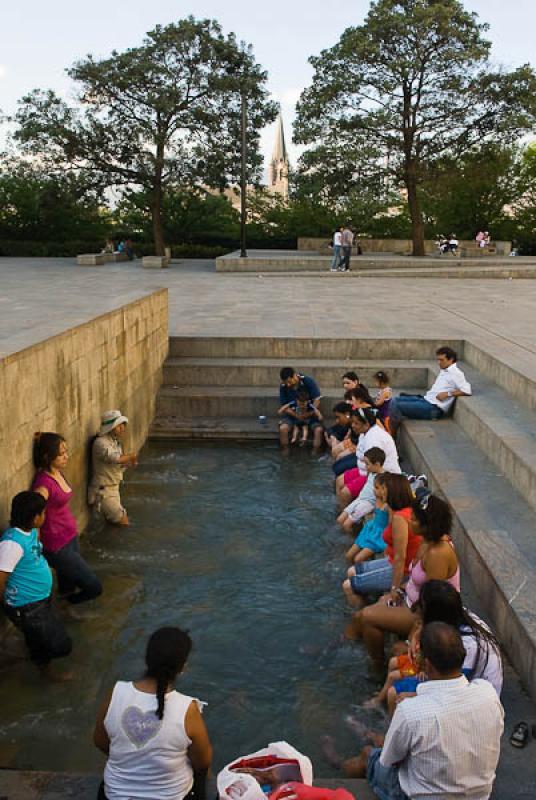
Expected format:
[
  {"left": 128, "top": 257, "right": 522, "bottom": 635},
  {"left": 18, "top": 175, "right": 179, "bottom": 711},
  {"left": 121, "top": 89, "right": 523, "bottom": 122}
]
[
  {"left": 271, "top": 783, "right": 354, "bottom": 800},
  {"left": 217, "top": 742, "right": 313, "bottom": 800}
]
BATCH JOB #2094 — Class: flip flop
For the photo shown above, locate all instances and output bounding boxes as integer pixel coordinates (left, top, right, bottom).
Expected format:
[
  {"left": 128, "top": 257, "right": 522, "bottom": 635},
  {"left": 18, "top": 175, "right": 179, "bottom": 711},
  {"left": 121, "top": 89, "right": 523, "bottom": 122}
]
[{"left": 510, "top": 721, "right": 530, "bottom": 748}]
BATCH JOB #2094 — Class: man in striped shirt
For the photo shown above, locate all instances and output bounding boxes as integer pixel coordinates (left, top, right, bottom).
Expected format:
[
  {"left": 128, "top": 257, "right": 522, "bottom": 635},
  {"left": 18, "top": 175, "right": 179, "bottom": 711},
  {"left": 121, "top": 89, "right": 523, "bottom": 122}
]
[{"left": 337, "top": 622, "right": 504, "bottom": 799}]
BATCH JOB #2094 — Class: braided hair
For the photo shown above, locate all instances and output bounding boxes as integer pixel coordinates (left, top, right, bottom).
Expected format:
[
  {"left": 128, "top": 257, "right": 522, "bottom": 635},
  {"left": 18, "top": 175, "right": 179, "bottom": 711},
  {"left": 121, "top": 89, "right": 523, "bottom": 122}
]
[{"left": 145, "top": 627, "right": 192, "bottom": 720}]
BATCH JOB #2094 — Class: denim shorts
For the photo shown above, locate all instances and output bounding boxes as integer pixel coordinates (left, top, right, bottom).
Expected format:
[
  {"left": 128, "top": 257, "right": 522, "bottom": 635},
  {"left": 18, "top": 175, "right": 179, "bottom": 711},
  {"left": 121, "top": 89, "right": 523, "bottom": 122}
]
[
  {"left": 349, "top": 557, "right": 393, "bottom": 595},
  {"left": 367, "top": 748, "right": 408, "bottom": 800}
]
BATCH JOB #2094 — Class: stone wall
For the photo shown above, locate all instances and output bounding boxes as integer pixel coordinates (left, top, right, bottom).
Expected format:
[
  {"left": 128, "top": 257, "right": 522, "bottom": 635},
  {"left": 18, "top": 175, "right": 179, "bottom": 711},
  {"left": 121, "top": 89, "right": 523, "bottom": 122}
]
[
  {"left": 297, "top": 237, "right": 512, "bottom": 256},
  {"left": 0, "top": 289, "right": 168, "bottom": 531}
]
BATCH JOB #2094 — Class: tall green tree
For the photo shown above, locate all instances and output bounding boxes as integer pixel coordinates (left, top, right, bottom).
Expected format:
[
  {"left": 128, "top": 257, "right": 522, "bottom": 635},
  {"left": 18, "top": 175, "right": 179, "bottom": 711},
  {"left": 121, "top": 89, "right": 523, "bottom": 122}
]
[
  {"left": 12, "top": 18, "right": 276, "bottom": 254},
  {"left": 295, "top": 0, "right": 536, "bottom": 255}
]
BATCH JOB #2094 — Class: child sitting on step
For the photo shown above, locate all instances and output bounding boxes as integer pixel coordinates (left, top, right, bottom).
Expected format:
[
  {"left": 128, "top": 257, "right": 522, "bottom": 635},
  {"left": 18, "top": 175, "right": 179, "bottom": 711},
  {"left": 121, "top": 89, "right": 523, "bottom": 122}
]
[
  {"left": 345, "top": 471, "right": 390, "bottom": 562},
  {"left": 281, "top": 390, "right": 324, "bottom": 446}
]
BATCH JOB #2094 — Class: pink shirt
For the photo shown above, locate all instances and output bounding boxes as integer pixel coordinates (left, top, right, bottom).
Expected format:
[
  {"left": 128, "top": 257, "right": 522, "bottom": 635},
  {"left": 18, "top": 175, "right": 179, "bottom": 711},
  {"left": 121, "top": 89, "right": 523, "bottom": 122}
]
[
  {"left": 405, "top": 547, "right": 460, "bottom": 607},
  {"left": 32, "top": 471, "right": 78, "bottom": 552}
]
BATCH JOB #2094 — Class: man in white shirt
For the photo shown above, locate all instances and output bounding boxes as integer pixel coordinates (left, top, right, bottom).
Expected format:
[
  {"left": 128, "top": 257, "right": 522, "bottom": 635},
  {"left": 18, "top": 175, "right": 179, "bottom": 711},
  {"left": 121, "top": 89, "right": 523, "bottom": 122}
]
[
  {"left": 338, "top": 622, "right": 503, "bottom": 800},
  {"left": 331, "top": 227, "right": 344, "bottom": 271},
  {"left": 390, "top": 346, "right": 471, "bottom": 437}
]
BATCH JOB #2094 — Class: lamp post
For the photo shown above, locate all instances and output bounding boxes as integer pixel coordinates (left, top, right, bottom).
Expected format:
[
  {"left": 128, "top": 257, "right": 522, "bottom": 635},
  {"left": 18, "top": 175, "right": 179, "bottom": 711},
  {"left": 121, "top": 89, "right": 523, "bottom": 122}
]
[{"left": 240, "top": 88, "right": 247, "bottom": 258}]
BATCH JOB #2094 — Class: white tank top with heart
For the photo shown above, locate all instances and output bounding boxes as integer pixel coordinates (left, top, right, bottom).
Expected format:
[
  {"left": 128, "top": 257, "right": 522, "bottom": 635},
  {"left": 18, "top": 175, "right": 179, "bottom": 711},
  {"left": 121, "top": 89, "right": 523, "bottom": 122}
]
[{"left": 104, "top": 681, "right": 196, "bottom": 799}]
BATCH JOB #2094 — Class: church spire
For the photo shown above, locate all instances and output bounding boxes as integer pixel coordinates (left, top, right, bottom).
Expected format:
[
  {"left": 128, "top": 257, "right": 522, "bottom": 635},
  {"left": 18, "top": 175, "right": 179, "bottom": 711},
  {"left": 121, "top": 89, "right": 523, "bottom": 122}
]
[{"left": 269, "top": 112, "right": 289, "bottom": 202}]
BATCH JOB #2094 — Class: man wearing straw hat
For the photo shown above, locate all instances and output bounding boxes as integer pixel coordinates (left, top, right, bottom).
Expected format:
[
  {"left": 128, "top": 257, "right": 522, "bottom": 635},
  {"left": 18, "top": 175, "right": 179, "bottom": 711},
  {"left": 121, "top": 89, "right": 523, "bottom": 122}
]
[{"left": 88, "top": 410, "right": 138, "bottom": 526}]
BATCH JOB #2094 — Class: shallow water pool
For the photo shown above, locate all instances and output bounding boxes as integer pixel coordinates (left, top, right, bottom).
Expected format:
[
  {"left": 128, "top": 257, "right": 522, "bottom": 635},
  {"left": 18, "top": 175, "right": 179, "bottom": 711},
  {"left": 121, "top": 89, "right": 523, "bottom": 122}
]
[{"left": 0, "top": 442, "right": 383, "bottom": 776}]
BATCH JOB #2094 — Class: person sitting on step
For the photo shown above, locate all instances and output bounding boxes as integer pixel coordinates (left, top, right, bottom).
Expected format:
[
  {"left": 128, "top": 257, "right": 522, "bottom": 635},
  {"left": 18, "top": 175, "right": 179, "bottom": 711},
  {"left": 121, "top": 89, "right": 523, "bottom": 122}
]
[
  {"left": 389, "top": 347, "right": 471, "bottom": 438},
  {"left": 278, "top": 367, "right": 323, "bottom": 453},
  {"left": 282, "top": 390, "right": 324, "bottom": 446}
]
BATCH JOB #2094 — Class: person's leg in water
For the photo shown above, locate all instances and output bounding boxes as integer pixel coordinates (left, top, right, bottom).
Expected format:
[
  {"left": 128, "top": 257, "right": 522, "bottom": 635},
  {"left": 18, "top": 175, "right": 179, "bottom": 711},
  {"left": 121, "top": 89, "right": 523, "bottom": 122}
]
[
  {"left": 364, "top": 659, "right": 403, "bottom": 709},
  {"left": 5, "top": 598, "right": 73, "bottom": 680},
  {"left": 291, "top": 424, "right": 299, "bottom": 445},
  {"left": 312, "top": 422, "right": 324, "bottom": 454},
  {"left": 300, "top": 423, "right": 309, "bottom": 446},
  {"left": 45, "top": 538, "right": 102, "bottom": 605},
  {"left": 279, "top": 421, "right": 291, "bottom": 453}
]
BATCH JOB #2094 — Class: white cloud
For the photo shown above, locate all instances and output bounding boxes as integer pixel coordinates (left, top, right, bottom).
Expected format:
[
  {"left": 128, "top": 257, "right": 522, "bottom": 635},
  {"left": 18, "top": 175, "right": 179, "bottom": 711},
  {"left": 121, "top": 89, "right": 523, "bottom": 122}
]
[{"left": 0, "top": 65, "right": 7, "bottom": 79}]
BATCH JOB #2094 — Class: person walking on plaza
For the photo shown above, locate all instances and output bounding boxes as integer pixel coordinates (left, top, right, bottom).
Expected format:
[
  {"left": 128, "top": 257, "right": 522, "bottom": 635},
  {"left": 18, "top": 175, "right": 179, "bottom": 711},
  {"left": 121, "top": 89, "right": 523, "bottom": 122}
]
[
  {"left": 333, "top": 622, "right": 503, "bottom": 800},
  {"left": 330, "top": 227, "right": 344, "bottom": 272},
  {"left": 32, "top": 432, "right": 102, "bottom": 606},
  {"left": 389, "top": 347, "right": 471, "bottom": 437},
  {"left": 0, "top": 491, "right": 72, "bottom": 678},
  {"left": 340, "top": 225, "right": 354, "bottom": 271},
  {"left": 88, "top": 410, "right": 138, "bottom": 527}
]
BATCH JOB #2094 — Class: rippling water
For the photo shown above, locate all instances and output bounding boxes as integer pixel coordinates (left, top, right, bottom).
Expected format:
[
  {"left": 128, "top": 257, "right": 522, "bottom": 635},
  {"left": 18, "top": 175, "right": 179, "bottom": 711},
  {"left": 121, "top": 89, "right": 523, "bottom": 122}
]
[{"left": 0, "top": 442, "right": 384, "bottom": 775}]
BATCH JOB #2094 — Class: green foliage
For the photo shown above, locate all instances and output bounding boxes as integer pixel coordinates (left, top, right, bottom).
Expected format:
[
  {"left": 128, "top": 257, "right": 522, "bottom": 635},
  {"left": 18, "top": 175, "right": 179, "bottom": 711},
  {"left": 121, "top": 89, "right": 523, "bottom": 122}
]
[
  {"left": 295, "top": 0, "right": 536, "bottom": 255},
  {"left": 0, "top": 159, "right": 111, "bottom": 242},
  {"left": 12, "top": 18, "right": 277, "bottom": 253}
]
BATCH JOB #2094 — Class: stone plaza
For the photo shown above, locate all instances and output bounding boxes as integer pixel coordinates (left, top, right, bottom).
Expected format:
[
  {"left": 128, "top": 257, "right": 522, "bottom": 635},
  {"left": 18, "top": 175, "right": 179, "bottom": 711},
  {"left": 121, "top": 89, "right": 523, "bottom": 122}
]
[{"left": 1, "top": 255, "right": 536, "bottom": 798}]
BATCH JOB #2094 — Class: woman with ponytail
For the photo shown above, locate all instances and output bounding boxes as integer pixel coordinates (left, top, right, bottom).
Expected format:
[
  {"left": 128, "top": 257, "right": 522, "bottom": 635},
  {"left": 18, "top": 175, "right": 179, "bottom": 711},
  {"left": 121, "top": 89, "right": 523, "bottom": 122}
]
[{"left": 94, "top": 626, "right": 212, "bottom": 800}]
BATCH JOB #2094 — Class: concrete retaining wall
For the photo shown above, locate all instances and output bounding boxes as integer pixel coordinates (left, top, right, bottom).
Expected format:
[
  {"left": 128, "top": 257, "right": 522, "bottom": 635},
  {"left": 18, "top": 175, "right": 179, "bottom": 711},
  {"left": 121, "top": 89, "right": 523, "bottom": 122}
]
[
  {"left": 297, "top": 237, "right": 512, "bottom": 256},
  {"left": 0, "top": 289, "right": 168, "bottom": 531}
]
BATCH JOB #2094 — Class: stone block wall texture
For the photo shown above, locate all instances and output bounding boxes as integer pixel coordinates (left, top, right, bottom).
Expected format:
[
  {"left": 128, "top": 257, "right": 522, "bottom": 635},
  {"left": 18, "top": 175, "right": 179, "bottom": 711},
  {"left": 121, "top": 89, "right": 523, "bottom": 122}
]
[{"left": 0, "top": 289, "right": 168, "bottom": 531}]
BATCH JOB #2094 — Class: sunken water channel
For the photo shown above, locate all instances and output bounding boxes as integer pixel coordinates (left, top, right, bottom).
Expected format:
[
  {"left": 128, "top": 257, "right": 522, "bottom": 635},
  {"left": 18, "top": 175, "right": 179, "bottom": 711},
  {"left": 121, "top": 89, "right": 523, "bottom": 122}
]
[{"left": 1, "top": 442, "right": 382, "bottom": 775}]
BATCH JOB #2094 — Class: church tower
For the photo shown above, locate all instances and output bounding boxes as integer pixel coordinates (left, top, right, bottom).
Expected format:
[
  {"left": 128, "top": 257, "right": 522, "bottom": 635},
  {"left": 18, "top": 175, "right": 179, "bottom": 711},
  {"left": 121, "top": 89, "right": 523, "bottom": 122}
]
[{"left": 269, "top": 113, "right": 289, "bottom": 202}]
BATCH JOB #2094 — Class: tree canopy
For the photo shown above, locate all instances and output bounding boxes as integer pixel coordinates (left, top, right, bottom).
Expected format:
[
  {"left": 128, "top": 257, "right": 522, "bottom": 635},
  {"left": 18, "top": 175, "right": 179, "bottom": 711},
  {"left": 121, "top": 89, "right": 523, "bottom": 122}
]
[
  {"left": 12, "top": 18, "right": 277, "bottom": 254},
  {"left": 294, "top": 0, "right": 536, "bottom": 255}
]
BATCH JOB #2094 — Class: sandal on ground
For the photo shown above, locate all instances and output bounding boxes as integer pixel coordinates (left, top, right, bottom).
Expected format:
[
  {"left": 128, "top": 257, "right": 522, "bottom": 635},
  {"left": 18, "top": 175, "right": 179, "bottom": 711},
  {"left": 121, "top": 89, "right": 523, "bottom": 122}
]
[{"left": 510, "top": 721, "right": 530, "bottom": 748}]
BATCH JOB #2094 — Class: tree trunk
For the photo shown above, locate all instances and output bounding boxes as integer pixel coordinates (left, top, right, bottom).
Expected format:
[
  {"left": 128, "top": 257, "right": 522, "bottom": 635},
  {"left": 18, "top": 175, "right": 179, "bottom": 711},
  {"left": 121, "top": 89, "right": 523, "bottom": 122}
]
[
  {"left": 151, "top": 187, "right": 165, "bottom": 256},
  {"left": 404, "top": 161, "right": 425, "bottom": 257}
]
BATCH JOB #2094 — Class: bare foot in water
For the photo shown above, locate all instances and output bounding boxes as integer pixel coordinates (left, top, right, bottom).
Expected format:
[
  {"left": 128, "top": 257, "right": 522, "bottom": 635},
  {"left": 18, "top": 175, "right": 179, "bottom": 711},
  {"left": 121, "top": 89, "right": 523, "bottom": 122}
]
[
  {"left": 39, "top": 664, "right": 74, "bottom": 682},
  {"left": 363, "top": 695, "right": 383, "bottom": 710},
  {"left": 344, "top": 715, "right": 384, "bottom": 748},
  {"left": 321, "top": 735, "right": 342, "bottom": 768}
]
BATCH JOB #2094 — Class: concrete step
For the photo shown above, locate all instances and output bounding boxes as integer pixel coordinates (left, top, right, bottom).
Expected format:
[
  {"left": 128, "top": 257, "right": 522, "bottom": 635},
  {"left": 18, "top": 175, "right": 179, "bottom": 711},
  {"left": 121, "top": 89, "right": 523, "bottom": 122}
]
[
  {"left": 452, "top": 366, "right": 536, "bottom": 513},
  {"left": 400, "top": 417, "right": 536, "bottom": 700},
  {"left": 155, "top": 386, "right": 350, "bottom": 417},
  {"left": 162, "top": 357, "right": 433, "bottom": 389},
  {"left": 463, "top": 340, "right": 536, "bottom": 415},
  {"left": 169, "top": 336, "right": 462, "bottom": 361},
  {"left": 150, "top": 415, "right": 280, "bottom": 439}
]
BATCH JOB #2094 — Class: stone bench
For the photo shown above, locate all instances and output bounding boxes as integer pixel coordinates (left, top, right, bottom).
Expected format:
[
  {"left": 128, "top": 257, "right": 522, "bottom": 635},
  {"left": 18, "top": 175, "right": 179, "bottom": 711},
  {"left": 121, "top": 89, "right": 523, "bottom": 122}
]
[
  {"left": 142, "top": 256, "right": 170, "bottom": 269},
  {"left": 103, "top": 252, "right": 129, "bottom": 263},
  {"left": 77, "top": 253, "right": 106, "bottom": 266}
]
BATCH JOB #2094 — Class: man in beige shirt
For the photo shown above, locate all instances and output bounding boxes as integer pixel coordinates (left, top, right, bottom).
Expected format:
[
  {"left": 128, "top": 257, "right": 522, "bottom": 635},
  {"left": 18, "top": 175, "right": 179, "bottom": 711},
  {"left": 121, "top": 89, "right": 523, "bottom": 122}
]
[{"left": 88, "top": 410, "right": 138, "bottom": 526}]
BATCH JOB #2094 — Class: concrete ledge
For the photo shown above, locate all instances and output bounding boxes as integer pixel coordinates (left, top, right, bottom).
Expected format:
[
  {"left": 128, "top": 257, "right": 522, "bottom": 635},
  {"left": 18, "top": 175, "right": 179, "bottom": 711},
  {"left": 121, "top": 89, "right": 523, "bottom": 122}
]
[
  {"left": 168, "top": 336, "right": 463, "bottom": 361},
  {"left": 103, "top": 252, "right": 129, "bottom": 263},
  {"left": 142, "top": 256, "right": 170, "bottom": 269},
  {"left": 400, "top": 419, "right": 536, "bottom": 700},
  {"left": 76, "top": 253, "right": 106, "bottom": 266}
]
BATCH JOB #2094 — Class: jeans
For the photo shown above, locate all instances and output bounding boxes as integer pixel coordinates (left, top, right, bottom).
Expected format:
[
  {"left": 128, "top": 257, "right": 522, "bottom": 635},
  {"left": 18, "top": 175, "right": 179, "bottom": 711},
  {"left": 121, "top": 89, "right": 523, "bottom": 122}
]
[
  {"left": 332, "top": 453, "right": 356, "bottom": 476},
  {"left": 389, "top": 395, "right": 444, "bottom": 423},
  {"left": 331, "top": 245, "right": 343, "bottom": 269},
  {"left": 4, "top": 596, "right": 72, "bottom": 665},
  {"left": 341, "top": 245, "right": 351, "bottom": 269},
  {"left": 45, "top": 537, "right": 102, "bottom": 605},
  {"left": 367, "top": 748, "right": 408, "bottom": 800},
  {"left": 350, "top": 557, "right": 393, "bottom": 595}
]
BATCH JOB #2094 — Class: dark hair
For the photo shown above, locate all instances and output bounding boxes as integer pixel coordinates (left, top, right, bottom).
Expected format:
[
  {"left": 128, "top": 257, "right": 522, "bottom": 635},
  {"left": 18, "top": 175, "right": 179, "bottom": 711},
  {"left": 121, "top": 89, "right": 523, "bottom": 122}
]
[
  {"left": 411, "top": 494, "right": 453, "bottom": 541},
  {"left": 374, "top": 472, "right": 390, "bottom": 488},
  {"left": 333, "top": 401, "right": 352, "bottom": 414},
  {"left": 280, "top": 367, "right": 295, "bottom": 381},
  {"left": 373, "top": 371, "right": 390, "bottom": 385},
  {"left": 385, "top": 473, "right": 413, "bottom": 511},
  {"left": 350, "top": 407, "right": 378, "bottom": 428},
  {"left": 10, "top": 491, "right": 46, "bottom": 531},
  {"left": 346, "top": 385, "right": 376, "bottom": 406},
  {"left": 420, "top": 622, "right": 465, "bottom": 674},
  {"left": 436, "top": 346, "right": 457, "bottom": 362},
  {"left": 417, "top": 580, "right": 501, "bottom": 680},
  {"left": 145, "top": 627, "right": 192, "bottom": 720},
  {"left": 364, "top": 446, "right": 386, "bottom": 466},
  {"left": 33, "top": 432, "right": 65, "bottom": 471},
  {"left": 342, "top": 371, "right": 359, "bottom": 383},
  {"left": 296, "top": 389, "right": 309, "bottom": 401}
]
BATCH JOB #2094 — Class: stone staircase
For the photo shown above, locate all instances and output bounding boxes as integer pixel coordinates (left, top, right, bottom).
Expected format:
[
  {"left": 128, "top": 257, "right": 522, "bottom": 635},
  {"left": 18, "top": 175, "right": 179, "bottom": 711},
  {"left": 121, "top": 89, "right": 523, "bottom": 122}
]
[{"left": 150, "top": 335, "right": 536, "bottom": 700}]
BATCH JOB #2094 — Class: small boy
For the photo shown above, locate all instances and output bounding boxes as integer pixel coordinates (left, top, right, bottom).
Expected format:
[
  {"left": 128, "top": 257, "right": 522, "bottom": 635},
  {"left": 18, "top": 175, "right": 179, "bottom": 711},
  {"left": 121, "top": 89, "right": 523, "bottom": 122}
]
[
  {"left": 337, "top": 446, "right": 386, "bottom": 533},
  {"left": 0, "top": 491, "right": 72, "bottom": 679},
  {"left": 281, "top": 389, "right": 324, "bottom": 446}
]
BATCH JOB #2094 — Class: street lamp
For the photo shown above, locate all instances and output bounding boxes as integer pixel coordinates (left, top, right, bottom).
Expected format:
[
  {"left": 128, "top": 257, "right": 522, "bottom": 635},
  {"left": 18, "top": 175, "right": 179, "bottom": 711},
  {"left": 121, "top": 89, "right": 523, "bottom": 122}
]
[{"left": 240, "top": 88, "right": 247, "bottom": 258}]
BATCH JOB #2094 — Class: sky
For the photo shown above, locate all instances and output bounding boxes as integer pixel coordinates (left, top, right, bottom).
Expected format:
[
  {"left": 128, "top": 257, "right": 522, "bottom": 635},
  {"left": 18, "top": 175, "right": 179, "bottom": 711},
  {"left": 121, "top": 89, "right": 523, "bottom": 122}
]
[{"left": 1, "top": 0, "right": 535, "bottom": 171}]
